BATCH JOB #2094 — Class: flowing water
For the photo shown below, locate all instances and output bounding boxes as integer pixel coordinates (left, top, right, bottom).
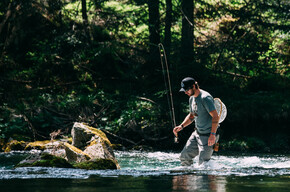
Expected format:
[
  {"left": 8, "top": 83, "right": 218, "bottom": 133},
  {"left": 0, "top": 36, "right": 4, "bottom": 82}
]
[{"left": 0, "top": 150, "right": 289, "bottom": 191}]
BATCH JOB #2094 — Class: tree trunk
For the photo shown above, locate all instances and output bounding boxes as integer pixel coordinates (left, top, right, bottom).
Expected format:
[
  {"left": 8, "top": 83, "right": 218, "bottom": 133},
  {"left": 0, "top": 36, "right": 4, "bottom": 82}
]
[
  {"left": 164, "top": 0, "right": 172, "bottom": 67},
  {"left": 0, "top": 3, "right": 12, "bottom": 40},
  {"left": 81, "top": 0, "right": 93, "bottom": 42},
  {"left": 180, "top": 0, "right": 193, "bottom": 66},
  {"left": 147, "top": 0, "right": 160, "bottom": 69},
  {"left": 81, "top": 0, "right": 88, "bottom": 23}
]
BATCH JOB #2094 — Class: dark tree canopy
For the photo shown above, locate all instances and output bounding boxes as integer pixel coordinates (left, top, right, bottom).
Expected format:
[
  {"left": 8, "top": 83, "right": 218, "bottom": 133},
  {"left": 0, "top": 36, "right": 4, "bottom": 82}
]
[{"left": 0, "top": 0, "right": 289, "bottom": 152}]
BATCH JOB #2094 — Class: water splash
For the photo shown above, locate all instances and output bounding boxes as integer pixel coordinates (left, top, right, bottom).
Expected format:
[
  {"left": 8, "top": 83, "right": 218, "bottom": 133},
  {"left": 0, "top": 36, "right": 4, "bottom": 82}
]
[
  {"left": 0, "top": 151, "right": 289, "bottom": 179},
  {"left": 115, "top": 151, "right": 290, "bottom": 176}
]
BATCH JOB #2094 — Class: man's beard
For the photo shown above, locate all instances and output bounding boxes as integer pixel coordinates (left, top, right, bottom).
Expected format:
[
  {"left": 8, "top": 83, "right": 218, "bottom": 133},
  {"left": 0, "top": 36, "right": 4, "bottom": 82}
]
[{"left": 190, "top": 89, "right": 195, "bottom": 96}]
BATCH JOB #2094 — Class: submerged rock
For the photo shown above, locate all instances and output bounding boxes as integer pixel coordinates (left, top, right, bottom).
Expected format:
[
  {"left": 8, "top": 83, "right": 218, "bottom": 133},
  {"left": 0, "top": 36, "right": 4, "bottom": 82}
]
[
  {"left": 15, "top": 152, "right": 73, "bottom": 168},
  {"left": 74, "top": 159, "right": 118, "bottom": 170},
  {"left": 11, "top": 122, "right": 120, "bottom": 170}
]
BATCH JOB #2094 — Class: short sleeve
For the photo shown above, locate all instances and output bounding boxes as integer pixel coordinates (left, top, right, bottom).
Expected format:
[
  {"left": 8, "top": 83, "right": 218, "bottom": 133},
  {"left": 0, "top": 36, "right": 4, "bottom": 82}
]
[
  {"left": 189, "top": 96, "right": 194, "bottom": 113},
  {"left": 202, "top": 96, "right": 216, "bottom": 113}
]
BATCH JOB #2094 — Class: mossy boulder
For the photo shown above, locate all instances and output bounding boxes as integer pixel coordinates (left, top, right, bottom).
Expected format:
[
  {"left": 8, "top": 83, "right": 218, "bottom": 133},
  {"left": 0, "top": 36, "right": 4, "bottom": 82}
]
[
  {"left": 15, "top": 152, "right": 73, "bottom": 168},
  {"left": 74, "top": 159, "right": 118, "bottom": 170},
  {"left": 15, "top": 152, "right": 118, "bottom": 170},
  {"left": 71, "top": 122, "right": 112, "bottom": 150},
  {"left": 25, "top": 140, "right": 53, "bottom": 151},
  {"left": 11, "top": 123, "right": 120, "bottom": 170},
  {"left": 25, "top": 140, "right": 66, "bottom": 151},
  {"left": 64, "top": 142, "right": 91, "bottom": 163},
  {"left": 70, "top": 122, "right": 119, "bottom": 165},
  {"left": 65, "top": 123, "right": 120, "bottom": 169},
  {"left": 64, "top": 142, "right": 120, "bottom": 169},
  {"left": 4, "top": 140, "right": 27, "bottom": 152},
  {"left": 84, "top": 139, "right": 115, "bottom": 160}
]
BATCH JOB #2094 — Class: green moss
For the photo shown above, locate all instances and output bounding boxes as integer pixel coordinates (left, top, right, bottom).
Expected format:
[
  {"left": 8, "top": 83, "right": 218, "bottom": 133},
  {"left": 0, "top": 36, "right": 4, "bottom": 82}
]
[
  {"left": 64, "top": 142, "right": 91, "bottom": 160},
  {"left": 15, "top": 153, "right": 74, "bottom": 168},
  {"left": 15, "top": 163, "right": 33, "bottom": 168},
  {"left": 4, "top": 140, "right": 26, "bottom": 152},
  {"left": 85, "top": 125, "right": 112, "bottom": 147},
  {"left": 66, "top": 137, "right": 73, "bottom": 144},
  {"left": 221, "top": 137, "right": 268, "bottom": 152},
  {"left": 24, "top": 140, "right": 51, "bottom": 151},
  {"left": 73, "top": 159, "right": 118, "bottom": 170}
]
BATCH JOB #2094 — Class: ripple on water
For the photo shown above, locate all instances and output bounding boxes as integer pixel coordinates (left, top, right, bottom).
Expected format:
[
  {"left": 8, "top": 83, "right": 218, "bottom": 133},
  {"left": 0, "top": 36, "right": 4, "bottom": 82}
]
[
  {"left": 115, "top": 151, "right": 290, "bottom": 176},
  {"left": 0, "top": 151, "right": 289, "bottom": 179}
]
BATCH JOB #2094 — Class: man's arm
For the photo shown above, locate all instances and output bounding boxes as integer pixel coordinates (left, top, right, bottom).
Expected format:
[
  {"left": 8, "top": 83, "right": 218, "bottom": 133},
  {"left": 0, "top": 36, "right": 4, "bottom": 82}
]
[
  {"left": 208, "top": 109, "right": 219, "bottom": 146},
  {"left": 173, "top": 113, "right": 194, "bottom": 137}
]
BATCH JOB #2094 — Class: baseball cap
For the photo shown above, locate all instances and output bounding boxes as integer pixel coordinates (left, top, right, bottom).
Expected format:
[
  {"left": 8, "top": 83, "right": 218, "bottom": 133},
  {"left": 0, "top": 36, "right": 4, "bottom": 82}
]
[{"left": 179, "top": 77, "right": 195, "bottom": 92}]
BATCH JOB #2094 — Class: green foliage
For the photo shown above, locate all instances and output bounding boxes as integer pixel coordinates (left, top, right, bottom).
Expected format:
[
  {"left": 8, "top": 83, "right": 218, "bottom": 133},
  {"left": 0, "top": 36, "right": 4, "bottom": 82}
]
[
  {"left": 194, "top": 0, "right": 289, "bottom": 89},
  {"left": 221, "top": 137, "right": 267, "bottom": 152},
  {"left": 102, "top": 0, "right": 149, "bottom": 45},
  {"left": 268, "top": 133, "right": 289, "bottom": 151},
  {"left": 0, "top": 0, "right": 289, "bottom": 151},
  {"left": 0, "top": 106, "right": 31, "bottom": 140},
  {"left": 103, "top": 96, "right": 170, "bottom": 143},
  {"left": 221, "top": 134, "right": 289, "bottom": 153},
  {"left": 0, "top": 89, "right": 116, "bottom": 141}
]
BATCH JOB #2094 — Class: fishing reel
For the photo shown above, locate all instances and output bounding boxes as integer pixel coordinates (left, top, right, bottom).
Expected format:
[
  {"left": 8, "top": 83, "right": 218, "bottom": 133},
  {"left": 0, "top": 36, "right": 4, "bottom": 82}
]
[{"left": 174, "top": 136, "right": 179, "bottom": 143}]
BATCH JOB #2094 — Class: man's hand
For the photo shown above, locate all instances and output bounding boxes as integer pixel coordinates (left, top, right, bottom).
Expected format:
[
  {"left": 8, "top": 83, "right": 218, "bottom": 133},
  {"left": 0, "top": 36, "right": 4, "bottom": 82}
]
[
  {"left": 208, "top": 134, "right": 216, "bottom": 146},
  {"left": 173, "top": 125, "right": 183, "bottom": 137}
]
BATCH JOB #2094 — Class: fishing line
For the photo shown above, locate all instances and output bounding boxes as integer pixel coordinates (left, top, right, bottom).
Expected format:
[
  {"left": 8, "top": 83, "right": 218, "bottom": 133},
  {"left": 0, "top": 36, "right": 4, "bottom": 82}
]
[{"left": 158, "top": 43, "right": 177, "bottom": 141}]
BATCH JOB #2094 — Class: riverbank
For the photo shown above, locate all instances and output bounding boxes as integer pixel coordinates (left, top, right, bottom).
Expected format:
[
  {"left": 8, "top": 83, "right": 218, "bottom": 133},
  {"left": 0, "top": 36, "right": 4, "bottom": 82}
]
[{"left": 1, "top": 137, "right": 290, "bottom": 155}]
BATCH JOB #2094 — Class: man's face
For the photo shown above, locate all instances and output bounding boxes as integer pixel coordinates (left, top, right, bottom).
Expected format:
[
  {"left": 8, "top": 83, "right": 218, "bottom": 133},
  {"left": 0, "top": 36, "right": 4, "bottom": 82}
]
[{"left": 184, "top": 85, "right": 195, "bottom": 96}]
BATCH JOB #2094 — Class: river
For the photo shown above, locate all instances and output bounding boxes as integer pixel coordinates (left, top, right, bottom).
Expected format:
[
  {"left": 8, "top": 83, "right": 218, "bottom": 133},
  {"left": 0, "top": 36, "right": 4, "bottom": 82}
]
[{"left": 0, "top": 151, "right": 289, "bottom": 191}]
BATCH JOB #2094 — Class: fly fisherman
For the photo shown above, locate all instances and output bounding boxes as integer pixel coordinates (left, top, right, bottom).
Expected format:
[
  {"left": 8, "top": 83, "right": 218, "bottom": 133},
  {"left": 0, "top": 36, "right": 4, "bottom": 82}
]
[{"left": 173, "top": 77, "right": 219, "bottom": 166}]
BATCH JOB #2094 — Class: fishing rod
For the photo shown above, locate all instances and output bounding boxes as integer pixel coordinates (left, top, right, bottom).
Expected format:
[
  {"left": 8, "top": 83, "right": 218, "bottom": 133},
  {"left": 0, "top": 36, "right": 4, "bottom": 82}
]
[{"left": 158, "top": 43, "right": 178, "bottom": 143}]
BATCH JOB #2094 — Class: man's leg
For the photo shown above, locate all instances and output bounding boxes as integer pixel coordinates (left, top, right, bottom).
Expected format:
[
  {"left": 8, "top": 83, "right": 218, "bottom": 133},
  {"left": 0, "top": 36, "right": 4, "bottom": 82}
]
[
  {"left": 180, "top": 132, "right": 199, "bottom": 166},
  {"left": 197, "top": 135, "right": 219, "bottom": 165}
]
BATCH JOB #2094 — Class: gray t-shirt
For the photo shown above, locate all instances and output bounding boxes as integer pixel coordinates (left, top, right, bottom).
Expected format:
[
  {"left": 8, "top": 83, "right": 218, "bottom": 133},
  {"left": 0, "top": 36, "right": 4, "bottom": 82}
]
[{"left": 189, "top": 89, "right": 216, "bottom": 134}]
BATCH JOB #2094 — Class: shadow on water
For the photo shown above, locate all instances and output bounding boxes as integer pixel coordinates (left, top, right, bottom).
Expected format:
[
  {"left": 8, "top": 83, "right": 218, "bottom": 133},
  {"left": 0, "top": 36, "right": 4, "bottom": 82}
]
[
  {"left": 0, "top": 175, "right": 289, "bottom": 192},
  {"left": 0, "top": 151, "right": 289, "bottom": 192}
]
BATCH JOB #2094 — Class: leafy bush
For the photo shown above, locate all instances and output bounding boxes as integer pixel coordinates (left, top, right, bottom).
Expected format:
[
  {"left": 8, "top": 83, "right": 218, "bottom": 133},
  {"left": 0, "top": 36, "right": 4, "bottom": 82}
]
[
  {"left": 103, "top": 96, "right": 170, "bottom": 144},
  {"left": 0, "top": 106, "right": 31, "bottom": 141},
  {"left": 221, "top": 137, "right": 267, "bottom": 152}
]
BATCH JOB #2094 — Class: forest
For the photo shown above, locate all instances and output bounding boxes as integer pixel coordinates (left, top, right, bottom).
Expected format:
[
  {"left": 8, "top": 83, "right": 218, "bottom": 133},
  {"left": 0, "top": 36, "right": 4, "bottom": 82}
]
[{"left": 0, "top": 0, "right": 289, "bottom": 153}]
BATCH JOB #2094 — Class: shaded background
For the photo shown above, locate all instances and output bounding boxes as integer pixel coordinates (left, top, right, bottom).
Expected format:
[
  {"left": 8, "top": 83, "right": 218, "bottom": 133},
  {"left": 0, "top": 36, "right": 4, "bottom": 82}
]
[{"left": 0, "top": 0, "right": 289, "bottom": 152}]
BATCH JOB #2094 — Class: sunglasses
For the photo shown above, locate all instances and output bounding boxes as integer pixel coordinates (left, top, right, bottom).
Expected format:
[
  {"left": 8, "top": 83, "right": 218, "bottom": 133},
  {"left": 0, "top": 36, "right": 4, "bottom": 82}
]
[{"left": 185, "top": 86, "right": 193, "bottom": 92}]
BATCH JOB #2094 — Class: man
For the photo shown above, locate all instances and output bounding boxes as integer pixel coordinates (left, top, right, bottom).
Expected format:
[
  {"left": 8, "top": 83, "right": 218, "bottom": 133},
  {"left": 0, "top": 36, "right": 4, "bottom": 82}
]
[{"left": 173, "top": 77, "right": 219, "bottom": 166}]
